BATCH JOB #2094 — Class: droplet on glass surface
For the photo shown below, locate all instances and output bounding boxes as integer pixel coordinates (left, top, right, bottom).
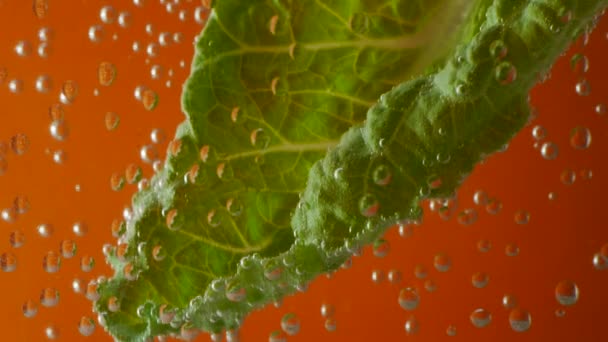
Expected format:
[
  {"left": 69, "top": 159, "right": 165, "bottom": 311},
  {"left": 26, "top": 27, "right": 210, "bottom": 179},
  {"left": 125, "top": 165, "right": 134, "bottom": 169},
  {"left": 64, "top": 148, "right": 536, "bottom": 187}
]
[
  {"left": 98, "top": 61, "right": 117, "bottom": 86},
  {"left": 399, "top": 287, "right": 420, "bottom": 311},
  {"left": 78, "top": 316, "right": 96, "bottom": 336},
  {"left": 404, "top": 316, "right": 420, "bottom": 335},
  {"left": 49, "top": 119, "right": 69, "bottom": 141},
  {"left": 42, "top": 250, "right": 61, "bottom": 273},
  {"left": 570, "top": 53, "right": 589, "bottom": 74},
  {"left": 45, "top": 325, "right": 59, "bottom": 340},
  {"left": 281, "top": 313, "right": 301, "bottom": 336},
  {"left": 514, "top": 210, "right": 530, "bottom": 224},
  {"left": 470, "top": 308, "right": 492, "bottom": 328},
  {"left": 569, "top": 126, "right": 592, "bottom": 150},
  {"left": 88, "top": 25, "right": 104, "bottom": 42},
  {"left": 509, "top": 308, "right": 532, "bottom": 332},
  {"left": 22, "top": 299, "right": 38, "bottom": 318},
  {"left": 433, "top": 253, "right": 452, "bottom": 272},
  {"left": 472, "top": 271, "right": 489, "bottom": 288},
  {"left": 532, "top": 125, "right": 546, "bottom": 140},
  {"left": 60, "top": 80, "right": 79, "bottom": 104},
  {"left": 575, "top": 79, "right": 591, "bottom": 96},
  {"left": 555, "top": 280, "right": 579, "bottom": 306},
  {"left": 10, "top": 133, "right": 30, "bottom": 155},
  {"left": 9, "top": 230, "right": 25, "bottom": 248},
  {"left": 473, "top": 190, "right": 488, "bottom": 205},
  {"left": 40, "top": 287, "right": 59, "bottom": 307},
  {"left": 540, "top": 142, "right": 559, "bottom": 160},
  {"left": 37, "top": 223, "right": 54, "bottom": 237},
  {"left": 359, "top": 194, "right": 379, "bottom": 217},
  {"left": 35, "top": 74, "right": 53, "bottom": 93},
  {"left": 1, "top": 252, "right": 17, "bottom": 272}
]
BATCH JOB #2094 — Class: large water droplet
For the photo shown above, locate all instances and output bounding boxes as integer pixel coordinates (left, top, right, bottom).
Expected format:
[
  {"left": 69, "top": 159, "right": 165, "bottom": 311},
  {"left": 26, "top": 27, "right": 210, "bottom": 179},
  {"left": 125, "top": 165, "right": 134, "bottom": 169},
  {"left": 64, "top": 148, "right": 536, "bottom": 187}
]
[
  {"left": 569, "top": 126, "right": 592, "bottom": 150},
  {"left": 555, "top": 280, "right": 579, "bottom": 306}
]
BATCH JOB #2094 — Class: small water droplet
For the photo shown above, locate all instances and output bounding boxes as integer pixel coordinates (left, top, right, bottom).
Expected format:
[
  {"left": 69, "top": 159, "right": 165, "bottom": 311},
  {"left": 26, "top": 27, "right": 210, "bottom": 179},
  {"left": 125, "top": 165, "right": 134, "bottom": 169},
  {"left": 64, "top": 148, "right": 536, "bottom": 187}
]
[
  {"left": 569, "top": 126, "right": 592, "bottom": 150},
  {"left": 509, "top": 308, "right": 532, "bottom": 332},
  {"left": 281, "top": 313, "right": 301, "bottom": 336},
  {"left": 575, "top": 79, "right": 591, "bottom": 96},
  {"left": 359, "top": 194, "right": 379, "bottom": 217},
  {"left": 495, "top": 61, "right": 517, "bottom": 85},
  {"left": 398, "top": 287, "right": 419, "bottom": 310},
  {"left": 555, "top": 280, "right": 579, "bottom": 306},
  {"left": 514, "top": 210, "right": 530, "bottom": 224},
  {"left": 470, "top": 308, "right": 492, "bottom": 328},
  {"left": 372, "top": 164, "right": 392, "bottom": 186}
]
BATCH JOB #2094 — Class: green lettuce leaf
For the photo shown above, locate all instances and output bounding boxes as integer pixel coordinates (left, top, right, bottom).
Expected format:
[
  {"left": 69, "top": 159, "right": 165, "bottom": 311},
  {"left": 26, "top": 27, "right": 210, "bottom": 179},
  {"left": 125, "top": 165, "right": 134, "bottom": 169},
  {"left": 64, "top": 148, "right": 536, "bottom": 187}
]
[{"left": 95, "top": 0, "right": 608, "bottom": 340}]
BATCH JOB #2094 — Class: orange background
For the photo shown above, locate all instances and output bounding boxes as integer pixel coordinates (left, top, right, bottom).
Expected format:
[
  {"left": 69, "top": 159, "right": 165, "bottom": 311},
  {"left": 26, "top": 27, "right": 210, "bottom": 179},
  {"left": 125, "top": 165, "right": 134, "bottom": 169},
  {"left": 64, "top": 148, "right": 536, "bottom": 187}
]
[{"left": 0, "top": 1, "right": 607, "bottom": 341}]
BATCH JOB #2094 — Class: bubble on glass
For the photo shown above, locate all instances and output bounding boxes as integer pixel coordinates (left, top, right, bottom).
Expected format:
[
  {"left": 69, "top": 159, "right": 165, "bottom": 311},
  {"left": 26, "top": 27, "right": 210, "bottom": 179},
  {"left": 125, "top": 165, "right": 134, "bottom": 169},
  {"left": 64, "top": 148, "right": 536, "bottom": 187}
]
[
  {"left": 472, "top": 271, "right": 489, "bottom": 288},
  {"left": 470, "top": 308, "right": 491, "bottom": 328},
  {"left": 575, "top": 79, "right": 591, "bottom": 96},
  {"left": 35, "top": 74, "right": 53, "bottom": 93},
  {"left": 81, "top": 255, "right": 95, "bottom": 272},
  {"left": 505, "top": 243, "right": 520, "bottom": 257},
  {"left": 404, "top": 316, "right": 420, "bottom": 335},
  {"left": 371, "top": 269, "right": 385, "bottom": 284},
  {"left": 540, "top": 142, "right": 559, "bottom": 160},
  {"left": 22, "top": 299, "right": 38, "bottom": 318},
  {"left": 60, "top": 80, "right": 79, "bottom": 104},
  {"left": 33, "top": 0, "right": 49, "bottom": 18},
  {"left": 446, "top": 325, "right": 457, "bottom": 336},
  {"left": 52, "top": 150, "right": 67, "bottom": 164},
  {"left": 555, "top": 280, "right": 579, "bottom": 306},
  {"left": 118, "top": 11, "right": 132, "bottom": 28},
  {"left": 45, "top": 325, "right": 59, "bottom": 340},
  {"left": 72, "top": 278, "right": 84, "bottom": 294},
  {"left": 42, "top": 250, "right": 61, "bottom": 273},
  {"left": 473, "top": 190, "right": 488, "bottom": 205},
  {"left": 570, "top": 53, "right": 589, "bottom": 74},
  {"left": 99, "top": 5, "right": 116, "bottom": 24},
  {"left": 104, "top": 112, "right": 120, "bottom": 131},
  {"left": 372, "top": 238, "right": 390, "bottom": 258},
  {"left": 399, "top": 287, "right": 420, "bottom": 311},
  {"left": 38, "top": 42, "right": 52, "bottom": 58},
  {"left": 78, "top": 316, "right": 96, "bottom": 336},
  {"left": 509, "top": 308, "right": 532, "bottom": 332},
  {"left": 88, "top": 25, "right": 105, "bottom": 43},
  {"left": 514, "top": 210, "right": 530, "bottom": 225},
  {"left": 595, "top": 103, "right": 606, "bottom": 115},
  {"left": 9, "top": 230, "right": 25, "bottom": 248},
  {"left": 72, "top": 221, "right": 88, "bottom": 236},
  {"left": 569, "top": 126, "right": 592, "bottom": 150},
  {"left": 1, "top": 207, "right": 17, "bottom": 223},
  {"left": 281, "top": 313, "right": 300, "bottom": 336},
  {"left": 433, "top": 253, "right": 452, "bottom": 272},
  {"left": 388, "top": 269, "right": 402, "bottom": 284},
  {"left": 142, "top": 88, "right": 159, "bottom": 110},
  {"left": 1, "top": 252, "right": 17, "bottom": 272},
  {"left": 457, "top": 208, "right": 477, "bottom": 225},
  {"left": 37, "top": 223, "right": 54, "bottom": 237},
  {"left": 40, "top": 287, "right": 59, "bottom": 307},
  {"left": 14, "top": 40, "right": 33, "bottom": 57},
  {"left": 49, "top": 119, "right": 69, "bottom": 141},
  {"left": 10, "top": 133, "right": 30, "bottom": 155},
  {"left": 98, "top": 61, "right": 117, "bottom": 86},
  {"left": 59, "top": 239, "right": 77, "bottom": 258}
]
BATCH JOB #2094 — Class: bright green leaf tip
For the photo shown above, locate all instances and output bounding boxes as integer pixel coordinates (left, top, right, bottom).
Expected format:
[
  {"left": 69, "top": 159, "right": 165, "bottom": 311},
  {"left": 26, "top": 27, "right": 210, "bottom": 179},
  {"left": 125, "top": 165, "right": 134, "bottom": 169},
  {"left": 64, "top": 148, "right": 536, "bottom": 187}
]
[{"left": 95, "top": 0, "right": 607, "bottom": 341}]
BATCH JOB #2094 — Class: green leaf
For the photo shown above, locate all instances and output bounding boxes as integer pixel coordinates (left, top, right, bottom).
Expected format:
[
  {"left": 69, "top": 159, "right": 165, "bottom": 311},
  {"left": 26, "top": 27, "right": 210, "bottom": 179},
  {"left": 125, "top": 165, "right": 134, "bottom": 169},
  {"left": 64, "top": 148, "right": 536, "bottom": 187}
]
[{"left": 95, "top": 0, "right": 608, "bottom": 341}]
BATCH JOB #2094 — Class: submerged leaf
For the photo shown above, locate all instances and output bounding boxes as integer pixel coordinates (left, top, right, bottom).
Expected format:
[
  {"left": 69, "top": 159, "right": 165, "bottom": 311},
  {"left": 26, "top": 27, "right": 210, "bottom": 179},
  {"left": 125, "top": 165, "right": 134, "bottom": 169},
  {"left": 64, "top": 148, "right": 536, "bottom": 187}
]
[{"left": 95, "top": 0, "right": 608, "bottom": 340}]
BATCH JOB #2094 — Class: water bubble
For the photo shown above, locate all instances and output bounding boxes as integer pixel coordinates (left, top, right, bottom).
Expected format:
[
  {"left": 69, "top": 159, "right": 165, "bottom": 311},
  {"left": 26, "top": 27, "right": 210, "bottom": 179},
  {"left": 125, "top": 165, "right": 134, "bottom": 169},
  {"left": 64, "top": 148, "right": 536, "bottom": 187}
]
[
  {"left": 8, "top": 79, "right": 23, "bottom": 94},
  {"left": 569, "top": 126, "right": 592, "bottom": 150},
  {"left": 575, "top": 79, "right": 591, "bottom": 96},
  {"left": 9, "top": 230, "right": 25, "bottom": 248},
  {"left": 60, "top": 80, "right": 79, "bottom": 104},
  {"left": 40, "top": 287, "right": 59, "bottom": 307},
  {"left": 483, "top": 197, "right": 501, "bottom": 215},
  {"left": 146, "top": 43, "right": 159, "bottom": 57},
  {"left": 14, "top": 40, "right": 33, "bottom": 57},
  {"left": 473, "top": 190, "right": 488, "bottom": 205},
  {"left": 514, "top": 210, "right": 530, "bottom": 224},
  {"left": 1, "top": 207, "right": 17, "bottom": 223},
  {"left": 470, "top": 308, "right": 492, "bottom": 328},
  {"left": 359, "top": 194, "right": 379, "bottom": 217},
  {"left": 37, "top": 223, "right": 54, "bottom": 237},
  {"left": 88, "top": 25, "right": 104, "bottom": 43},
  {"left": 98, "top": 61, "right": 117, "bottom": 86},
  {"left": 85, "top": 281, "right": 100, "bottom": 301},
  {"left": 99, "top": 5, "right": 116, "bottom": 24},
  {"left": 49, "top": 119, "right": 69, "bottom": 141},
  {"left": 38, "top": 42, "right": 52, "bottom": 58},
  {"left": 324, "top": 317, "right": 337, "bottom": 332},
  {"left": 71, "top": 278, "right": 84, "bottom": 294},
  {"left": 320, "top": 303, "right": 335, "bottom": 318},
  {"left": 10, "top": 133, "right": 30, "bottom": 155},
  {"left": 595, "top": 103, "right": 606, "bottom": 115},
  {"left": 532, "top": 125, "right": 546, "bottom": 140},
  {"left": 388, "top": 269, "right": 402, "bottom": 284},
  {"left": 142, "top": 88, "right": 159, "bottom": 110},
  {"left": 505, "top": 243, "right": 520, "bottom": 257},
  {"left": 593, "top": 253, "right": 607, "bottom": 270},
  {"left": 372, "top": 239, "right": 390, "bottom": 258},
  {"left": 194, "top": 6, "right": 209, "bottom": 24},
  {"left": 42, "top": 250, "right": 61, "bottom": 273},
  {"left": 555, "top": 280, "right": 579, "bottom": 306},
  {"left": 125, "top": 164, "right": 142, "bottom": 184},
  {"left": 555, "top": 308, "right": 566, "bottom": 318},
  {"left": 59, "top": 239, "right": 77, "bottom": 258},
  {"left": 495, "top": 61, "right": 517, "bottom": 85},
  {"left": 52, "top": 150, "right": 66, "bottom": 164},
  {"left": 1, "top": 252, "right": 17, "bottom": 272},
  {"left": 540, "top": 142, "right": 559, "bottom": 160},
  {"left": 446, "top": 325, "right": 457, "bottom": 336},
  {"left": 509, "top": 308, "right": 532, "bottom": 332},
  {"left": 117, "top": 11, "right": 132, "bottom": 28},
  {"left": 502, "top": 294, "right": 518, "bottom": 309},
  {"left": 22, "top": 299, "right": 38, "bottom": 318},
  {"left": 372, "top": 164, "right": 392, "bottom": 186},
  {"left": 80, "top": 255, "right": 95, "bottom": 272},
  {"left": 371, "top": 269, "right": 385, "bottom": 283},
  {"left": 158, "top": 32, "right": 172, "bottom": 46},
  {"left": 414, "top": 264, "right": 427, "bottom": 279},
  {"left": 404, "top": 316, "right": 420, "bottom": 335},
  {"left": 489, "top": 40, "right": 508, "bottom": 59},
  {"left": 33, "top": 0, "right": 49, "bottom": 18},
  {"left": 434, "top": 253, "right": 452, "bottom": 272},
  {"left": 472, "top": 272, "right": 489, "bottom": 288},
  {"left": 45, "top": 325, "right": 59, "bottom": 340},
  {"left": 35, "top": 74, "right": 53, "bottom": 93},
  {"left": 457, "top": 208, "right": 478, "bottom": 225},
  {"left": 281, "top": 313, "right": 301, "bottom": 336},
  {"left": 225, "top": 282, "right": 246, "bottom": 302},
  {"left": 78, "top": 316, "right": 96, "bottom": 336},
  {"left": 110, "top": 172, "right": 125, "bottom": 191},
  {"left": 399, "top": 287, "right": 419, "bottom": 310},
  {"left": 570, "top": 54, "right": 589, "bottom": 74}
]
